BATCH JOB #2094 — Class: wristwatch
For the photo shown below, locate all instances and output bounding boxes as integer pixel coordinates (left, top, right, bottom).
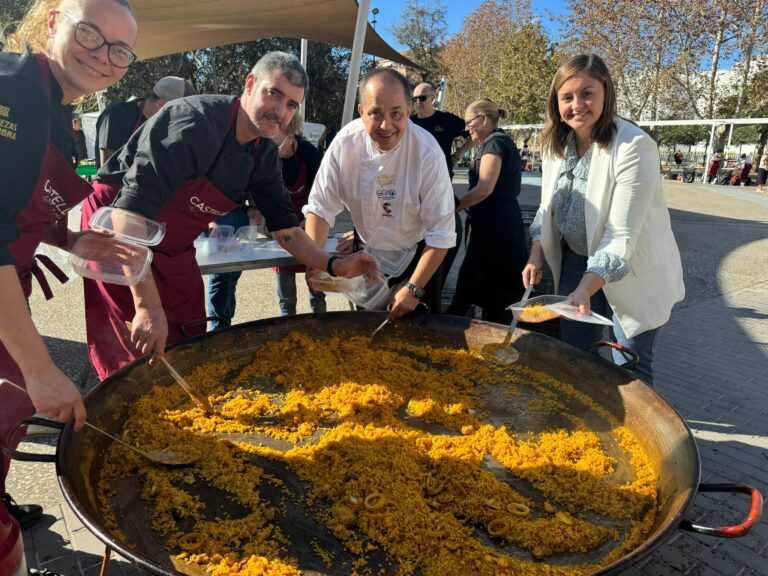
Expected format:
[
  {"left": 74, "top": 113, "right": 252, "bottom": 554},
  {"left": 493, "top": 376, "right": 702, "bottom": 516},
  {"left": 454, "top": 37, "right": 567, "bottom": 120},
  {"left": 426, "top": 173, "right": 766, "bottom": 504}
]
[{"left": 406, "top": 282, "right": 426, "bottom": 299}]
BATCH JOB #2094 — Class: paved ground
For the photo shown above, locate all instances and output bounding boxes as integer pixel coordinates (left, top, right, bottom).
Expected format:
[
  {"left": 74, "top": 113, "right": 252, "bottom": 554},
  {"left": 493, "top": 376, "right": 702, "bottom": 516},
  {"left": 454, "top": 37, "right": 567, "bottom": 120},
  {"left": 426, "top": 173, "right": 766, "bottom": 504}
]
[{"left": 5, "top": 173, "right": 768, "bottom": 575}]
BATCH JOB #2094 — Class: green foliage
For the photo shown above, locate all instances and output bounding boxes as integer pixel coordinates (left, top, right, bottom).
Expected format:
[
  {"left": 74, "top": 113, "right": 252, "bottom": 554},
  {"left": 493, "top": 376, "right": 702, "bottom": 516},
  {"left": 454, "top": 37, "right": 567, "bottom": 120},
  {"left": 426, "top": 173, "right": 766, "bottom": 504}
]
[
  {"left": 101, "top": 38, "right": 353, "bottom": 128},
  {"left": 440, "top": 0, "right": 558, "bottom": 122},
  {"left": 655, "top": 125, "right": 710, "bottom": 146},
  {"left": 391, "top": 0, "right": 448, "bottom": 84}
]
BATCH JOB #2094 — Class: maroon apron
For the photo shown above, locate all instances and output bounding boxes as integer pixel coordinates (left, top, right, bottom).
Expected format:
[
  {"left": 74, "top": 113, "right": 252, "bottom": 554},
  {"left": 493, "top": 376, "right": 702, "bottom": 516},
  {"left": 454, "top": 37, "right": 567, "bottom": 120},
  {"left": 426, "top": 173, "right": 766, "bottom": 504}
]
[
  {"left": 81, "top": 101, "right": 247, "bottom": 380},
  {"left": 0, "top": 55, "right": 93, "bottom": 491},
  {"left": 274, "top": 156, "right": 308, "bottom": 275}
]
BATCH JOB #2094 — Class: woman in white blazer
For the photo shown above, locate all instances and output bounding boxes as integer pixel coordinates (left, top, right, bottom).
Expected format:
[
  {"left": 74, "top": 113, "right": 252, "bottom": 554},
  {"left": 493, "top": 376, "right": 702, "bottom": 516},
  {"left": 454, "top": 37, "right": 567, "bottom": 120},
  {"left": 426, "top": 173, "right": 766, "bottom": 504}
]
[{"left": 522, "top": 54, "right": 685, "bottom": 386}]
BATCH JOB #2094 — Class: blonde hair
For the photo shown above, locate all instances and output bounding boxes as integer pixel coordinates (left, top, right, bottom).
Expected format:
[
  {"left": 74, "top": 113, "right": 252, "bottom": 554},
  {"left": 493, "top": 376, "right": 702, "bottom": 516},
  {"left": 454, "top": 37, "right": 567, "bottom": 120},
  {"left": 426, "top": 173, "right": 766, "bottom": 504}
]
[
  {"left": 541, "top": 54, "right": 617, "bottom": 159},
  {"left": 7, "top": 0, "right": 134, "bottom": 54},
  {"left": 465, "top": 98, "right": 507, "bottom": 127},
  {"left": 284, "top": 110, "right": 303, "bottom": 136}
]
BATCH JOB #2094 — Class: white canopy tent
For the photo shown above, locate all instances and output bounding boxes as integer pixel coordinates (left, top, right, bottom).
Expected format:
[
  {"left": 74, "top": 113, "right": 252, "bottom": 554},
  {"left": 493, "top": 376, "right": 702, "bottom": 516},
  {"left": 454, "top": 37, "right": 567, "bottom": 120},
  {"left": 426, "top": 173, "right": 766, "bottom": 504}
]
[{"left": 128, "top": 0, "right": 416, "bottom": 125}]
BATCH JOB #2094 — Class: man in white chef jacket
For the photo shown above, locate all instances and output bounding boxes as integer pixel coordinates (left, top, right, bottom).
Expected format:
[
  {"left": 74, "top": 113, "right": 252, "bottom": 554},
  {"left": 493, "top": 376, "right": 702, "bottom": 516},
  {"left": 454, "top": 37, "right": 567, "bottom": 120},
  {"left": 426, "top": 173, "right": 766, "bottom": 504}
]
[{"left": 304, "top": 68, "right": 456, "bottom": 320}]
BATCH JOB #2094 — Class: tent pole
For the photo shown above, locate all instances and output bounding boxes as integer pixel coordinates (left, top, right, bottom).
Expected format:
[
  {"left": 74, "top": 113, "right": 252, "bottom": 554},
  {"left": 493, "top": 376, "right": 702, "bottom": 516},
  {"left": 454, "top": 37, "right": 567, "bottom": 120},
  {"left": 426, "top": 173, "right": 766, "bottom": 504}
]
[
  {"left": 300, "top": 38, "right": 308, "bottom": 120},
  {"left": 341, "top": 0, "right": 371, "bottom": 127}
]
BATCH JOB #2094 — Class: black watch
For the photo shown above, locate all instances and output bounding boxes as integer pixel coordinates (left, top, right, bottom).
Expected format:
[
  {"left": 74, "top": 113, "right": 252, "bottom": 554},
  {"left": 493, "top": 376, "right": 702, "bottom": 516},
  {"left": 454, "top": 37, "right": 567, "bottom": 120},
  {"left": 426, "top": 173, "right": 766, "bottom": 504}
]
[
  {"left": 327, "top": 255, "right": 342, "bottom": 277},
  {"left": 406, "top": 282, "right": 426, "bottom": 299}
]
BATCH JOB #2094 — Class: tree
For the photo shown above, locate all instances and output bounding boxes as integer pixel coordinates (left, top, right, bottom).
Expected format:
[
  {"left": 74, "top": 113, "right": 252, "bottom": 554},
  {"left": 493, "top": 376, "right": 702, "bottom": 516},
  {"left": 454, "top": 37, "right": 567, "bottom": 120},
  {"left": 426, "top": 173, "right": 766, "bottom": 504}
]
[
  {"left": 439, "top": 0, "right": 557, "bottom": 122},
  {"left": 655, "top": 125, "right": 709, "bottom": 147},
  {"left": 391, "top": 0, "right": 447, "bottom": 84}
]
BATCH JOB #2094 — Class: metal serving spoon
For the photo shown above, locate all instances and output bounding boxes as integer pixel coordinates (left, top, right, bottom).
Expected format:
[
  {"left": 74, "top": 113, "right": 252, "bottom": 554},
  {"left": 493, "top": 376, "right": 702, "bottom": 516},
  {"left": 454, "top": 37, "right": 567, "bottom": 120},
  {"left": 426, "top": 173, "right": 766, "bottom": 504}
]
[
  {"left": 494, "top": 284, "right": 534, "bottom": 364},
  {"left": 0, "top": 379, "right": 195, "bottom": 466},
  {"left": 159, "top": 356, "right": 216, "bottom": 415}
]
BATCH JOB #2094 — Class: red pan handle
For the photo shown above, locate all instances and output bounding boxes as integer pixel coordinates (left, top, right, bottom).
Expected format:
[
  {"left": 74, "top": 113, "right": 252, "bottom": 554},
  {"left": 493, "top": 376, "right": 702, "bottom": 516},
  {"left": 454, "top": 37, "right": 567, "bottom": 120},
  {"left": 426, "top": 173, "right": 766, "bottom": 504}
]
[
  {"left": 589, "top": 340, "right": 639, "bottom": 368},
  {"left": 679, "top": 483, "right": 763, "bottom": 537}
]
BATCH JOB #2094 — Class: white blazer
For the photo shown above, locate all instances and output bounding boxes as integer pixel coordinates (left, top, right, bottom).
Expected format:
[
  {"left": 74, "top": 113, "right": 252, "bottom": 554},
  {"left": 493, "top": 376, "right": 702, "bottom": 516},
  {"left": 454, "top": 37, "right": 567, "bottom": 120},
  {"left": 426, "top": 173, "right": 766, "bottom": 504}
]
[{"left": 538, "top": 117, "right": 685, "bottom": 338}]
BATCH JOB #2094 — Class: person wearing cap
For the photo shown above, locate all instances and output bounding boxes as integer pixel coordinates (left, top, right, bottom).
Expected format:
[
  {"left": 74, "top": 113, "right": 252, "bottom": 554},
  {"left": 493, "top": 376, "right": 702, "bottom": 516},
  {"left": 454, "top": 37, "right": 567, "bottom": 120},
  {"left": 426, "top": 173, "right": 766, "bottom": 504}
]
[
  {"left": 304, "top": 68, "right": 456, "bottom": 319},
  {"left": 80, "top": 51, "right": 377, "bottom": 380},
  {"left": 94, "top": 75, "right": 196, "bottom": 166}
]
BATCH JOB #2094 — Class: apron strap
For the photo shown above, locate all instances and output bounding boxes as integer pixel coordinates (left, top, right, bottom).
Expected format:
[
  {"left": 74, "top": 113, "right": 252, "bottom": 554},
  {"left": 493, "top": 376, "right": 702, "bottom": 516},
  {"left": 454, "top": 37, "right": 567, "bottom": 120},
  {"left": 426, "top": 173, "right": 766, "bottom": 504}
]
[{"left": 30, "top": 254, "right": 69, "bottom": 300}]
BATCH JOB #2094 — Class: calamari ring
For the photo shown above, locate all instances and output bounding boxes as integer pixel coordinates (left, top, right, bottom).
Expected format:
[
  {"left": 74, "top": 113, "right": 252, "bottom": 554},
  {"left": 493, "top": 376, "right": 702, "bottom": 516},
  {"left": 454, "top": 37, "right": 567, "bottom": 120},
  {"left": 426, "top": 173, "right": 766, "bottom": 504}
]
[
  {"left": 506, "top": 502, "right": 530, "bottom": 516},
  {"left": 486, "top": 517, "right": 509, "bottom": 538},
  {"left": 364, "top": 493, "right": 386, "bottom": 511},
  {"left": 425, "top": 476, "right": 446, "bottom": 496},
  {"left": 179, "top": 532, "right": 206, "bottom": 551}
]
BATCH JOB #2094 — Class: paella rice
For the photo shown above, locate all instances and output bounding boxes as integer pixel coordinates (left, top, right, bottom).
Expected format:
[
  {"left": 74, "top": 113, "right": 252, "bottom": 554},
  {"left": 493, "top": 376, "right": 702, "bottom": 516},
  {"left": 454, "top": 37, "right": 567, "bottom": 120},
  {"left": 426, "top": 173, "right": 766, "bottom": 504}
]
[{"left": 96, "top": 332, "right": 659, "bottom": 576}]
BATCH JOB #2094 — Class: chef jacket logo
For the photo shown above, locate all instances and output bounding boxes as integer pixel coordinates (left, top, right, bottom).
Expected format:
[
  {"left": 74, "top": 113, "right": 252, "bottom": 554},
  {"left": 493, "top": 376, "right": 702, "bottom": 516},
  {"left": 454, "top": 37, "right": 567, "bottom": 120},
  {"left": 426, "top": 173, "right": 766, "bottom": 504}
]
[
  {"left": 434, "top": 125, "right": 445, "bottom": 132},
  {"left": 0, "top": 104, "right": 17, "bottom": 141},
  {"left": 375, "top": 174, "right": 396, "bottom": 200},
  {"left": 287, "top": 184, "right": 305, "bottom": 196},
  {"left": 189, "top": 196, "right": 226, "bottom": 216},
  {"left": 382, "top": 202, "right": 392, "bottom": 217},
  {"left": 43, "top": 179, "right": 68, "bottom": 218}
]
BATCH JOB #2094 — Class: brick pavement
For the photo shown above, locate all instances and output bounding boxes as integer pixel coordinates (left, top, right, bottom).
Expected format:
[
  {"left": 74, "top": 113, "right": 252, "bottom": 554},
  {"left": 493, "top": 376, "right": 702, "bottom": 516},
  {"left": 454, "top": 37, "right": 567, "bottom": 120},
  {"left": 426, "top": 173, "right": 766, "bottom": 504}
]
[{"left": 5, "top": 177, "right": 768, "bottom": 575}]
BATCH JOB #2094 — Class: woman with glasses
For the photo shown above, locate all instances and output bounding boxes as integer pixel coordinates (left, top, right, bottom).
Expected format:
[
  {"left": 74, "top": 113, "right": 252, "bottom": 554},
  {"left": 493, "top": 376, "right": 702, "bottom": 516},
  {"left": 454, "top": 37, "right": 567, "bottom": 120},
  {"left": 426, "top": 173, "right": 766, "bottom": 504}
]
[
  {"left": 0, "top": 0, "right": 137, "bottom": 539},
  {"left": 523, "top": 54, "right": 684, "bottom": 387},
  {"left": 445, "top": 99, "right": 527, "bottom": 323}
]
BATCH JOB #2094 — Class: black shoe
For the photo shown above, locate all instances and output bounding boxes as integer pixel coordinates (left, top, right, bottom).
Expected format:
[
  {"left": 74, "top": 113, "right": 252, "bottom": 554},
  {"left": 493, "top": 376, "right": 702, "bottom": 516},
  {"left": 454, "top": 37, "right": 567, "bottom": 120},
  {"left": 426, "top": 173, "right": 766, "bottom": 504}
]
[
  {"left": 29, "top": 569, "right": 65, "bottom": 576},
  {"left": 2, "top": 492, "right": 43, "bottom": 531}
]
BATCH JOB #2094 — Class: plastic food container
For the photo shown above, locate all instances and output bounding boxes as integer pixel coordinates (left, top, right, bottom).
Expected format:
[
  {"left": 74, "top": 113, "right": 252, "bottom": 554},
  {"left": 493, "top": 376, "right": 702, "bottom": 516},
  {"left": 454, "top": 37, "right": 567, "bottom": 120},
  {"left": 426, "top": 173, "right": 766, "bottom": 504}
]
[
  {"left": 232, "top": 226, "right": 263, "bottom": 254},
  {"left": 508, "top": 294, "right": 612, "bottom": 325},
  {"left": 69, "top": 207, "right": 165, "bottom": 286}
]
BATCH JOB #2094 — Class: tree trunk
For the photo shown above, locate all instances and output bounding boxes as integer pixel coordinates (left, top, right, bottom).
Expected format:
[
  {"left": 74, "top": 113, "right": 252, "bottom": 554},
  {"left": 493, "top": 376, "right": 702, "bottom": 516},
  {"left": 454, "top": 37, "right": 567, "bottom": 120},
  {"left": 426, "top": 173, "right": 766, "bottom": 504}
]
[{"left": 734, "top": 0, "right": 766, "bottom": 117}]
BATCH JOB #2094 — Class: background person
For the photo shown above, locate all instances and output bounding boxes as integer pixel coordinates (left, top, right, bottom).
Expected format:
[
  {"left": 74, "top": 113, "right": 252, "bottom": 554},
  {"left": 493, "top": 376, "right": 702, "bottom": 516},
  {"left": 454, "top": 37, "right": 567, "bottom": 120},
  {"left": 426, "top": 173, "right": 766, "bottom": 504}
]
[
  {"left": 0, "top": 0, "right": 136, "bottom": 543},
  {"left": 270, "top": 111, "right": 326, "bottom": 316},
  {"left": 304, "top": 68, "right": 456, "bottom": 318},
  {"left": 707, "top": 149, "right": 723, "bottom": 183},
  {"left": 523, "top": 53, "right": 685, "bottom": 387},
  {"left": 71, "top": 116, "right": 87, "bottom": 166},
  {"left": 445, "top": 99, "right": 527, "bottom": 324},
  {"left": 738, "top": 153, "right": 753, "bottom": 186},
  {"left": 410, "top": 82, "right": 472, "bottom": 292},
  {"left": 82, "top": 52, "right": 376, "bottom": 380},
  {"left": 94, "top": 74, "right": 196, "bottom": 166},
  {"left": 757, "top": 150, "right": 768, "bottom": 193}
]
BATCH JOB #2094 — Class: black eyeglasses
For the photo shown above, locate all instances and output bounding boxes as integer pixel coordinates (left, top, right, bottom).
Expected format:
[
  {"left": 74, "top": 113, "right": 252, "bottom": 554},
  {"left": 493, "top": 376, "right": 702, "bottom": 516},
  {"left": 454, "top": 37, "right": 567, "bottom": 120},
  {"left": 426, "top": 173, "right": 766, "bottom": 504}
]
[
  {"left": 465, "top": 113, "right": 484, "bottom": 128},
  {"left": 57, "top": 11, "right": 136, "bottom": 69},
  {"left": 412, "top": 95, "right": 430, "bottom": 103}
]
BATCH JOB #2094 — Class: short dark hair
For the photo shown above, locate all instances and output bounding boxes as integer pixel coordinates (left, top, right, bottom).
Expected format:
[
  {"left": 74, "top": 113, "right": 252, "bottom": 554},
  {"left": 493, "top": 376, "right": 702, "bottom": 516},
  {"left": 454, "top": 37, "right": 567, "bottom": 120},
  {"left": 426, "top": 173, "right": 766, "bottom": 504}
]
[
  {"left": 251, "top": 51, "right": 308, "bottom": 93},
  {"left": 358, "top": 67, "right": 412, "bottom": 107}
]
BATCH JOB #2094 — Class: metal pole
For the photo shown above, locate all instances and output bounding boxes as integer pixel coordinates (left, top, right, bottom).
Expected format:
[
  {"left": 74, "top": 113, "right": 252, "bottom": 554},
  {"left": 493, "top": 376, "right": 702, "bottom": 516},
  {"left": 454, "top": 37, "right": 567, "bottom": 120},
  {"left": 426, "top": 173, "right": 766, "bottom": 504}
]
[
  {"left": 300, "top": 38, "right": 308, "bottom": 120},
  {"left": 702, "top": 122, "right": 716, "bottom": 182},
  {"left": 435, "top": 77, "right": 447, "bottom": 111},
  {"left": 341, "top": 0, "right": 371, "bottom": 127}
]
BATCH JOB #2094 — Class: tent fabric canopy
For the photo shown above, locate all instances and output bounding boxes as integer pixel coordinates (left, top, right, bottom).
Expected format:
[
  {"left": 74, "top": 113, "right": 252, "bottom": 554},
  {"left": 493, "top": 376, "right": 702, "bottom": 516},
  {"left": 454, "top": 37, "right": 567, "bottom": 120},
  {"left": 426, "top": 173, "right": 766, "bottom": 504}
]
[{"left": 130, "top": 0, "right": 416, "bottom": 68}]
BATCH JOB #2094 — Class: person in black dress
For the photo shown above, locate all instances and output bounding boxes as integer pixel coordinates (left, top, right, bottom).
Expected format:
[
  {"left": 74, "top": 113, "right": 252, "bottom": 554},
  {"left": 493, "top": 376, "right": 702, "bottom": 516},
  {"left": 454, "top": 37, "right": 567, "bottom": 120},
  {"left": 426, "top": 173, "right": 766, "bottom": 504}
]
[{"left": 446, "top": 98, "right": 527, "bottom": 323}]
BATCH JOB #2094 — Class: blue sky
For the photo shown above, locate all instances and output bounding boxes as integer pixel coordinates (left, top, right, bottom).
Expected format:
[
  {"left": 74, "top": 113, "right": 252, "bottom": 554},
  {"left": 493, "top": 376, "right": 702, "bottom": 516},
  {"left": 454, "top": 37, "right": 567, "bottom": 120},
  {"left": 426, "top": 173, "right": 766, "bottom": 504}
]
[{"left": 371, "top": 0, "right": 570, "bottom": 51}]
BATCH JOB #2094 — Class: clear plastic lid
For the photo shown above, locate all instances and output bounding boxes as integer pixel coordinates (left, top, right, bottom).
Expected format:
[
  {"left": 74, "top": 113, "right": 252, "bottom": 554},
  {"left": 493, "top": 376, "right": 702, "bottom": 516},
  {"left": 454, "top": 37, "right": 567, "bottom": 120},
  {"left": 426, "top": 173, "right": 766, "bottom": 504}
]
[
  {"left": 508, "top": 294, "right": 613, "bottom": 325},
  {"left": 308, "top": 270, "right": 390, "bottom": 310},
  {"left": 88, "top": 206, "right": 165, "bottom": 246},
  {"left": 68, "top": 234, "right": 152, "bottom": 286},
  {"left": 208, "top": 225, "right": 236, "bottom": 253},
  {"left": 233, "top": 225, "right": 263, "bottom": 244},
  {"left": 547, "top": 301, "right": 613, "bottom": 325}
]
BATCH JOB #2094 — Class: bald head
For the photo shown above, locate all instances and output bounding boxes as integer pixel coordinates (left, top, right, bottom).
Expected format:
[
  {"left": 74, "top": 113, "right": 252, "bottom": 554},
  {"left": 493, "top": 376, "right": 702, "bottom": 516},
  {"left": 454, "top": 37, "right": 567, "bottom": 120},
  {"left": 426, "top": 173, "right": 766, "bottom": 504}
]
[{"left": 412, "top": 82, "right": 436, "bottom": 118}]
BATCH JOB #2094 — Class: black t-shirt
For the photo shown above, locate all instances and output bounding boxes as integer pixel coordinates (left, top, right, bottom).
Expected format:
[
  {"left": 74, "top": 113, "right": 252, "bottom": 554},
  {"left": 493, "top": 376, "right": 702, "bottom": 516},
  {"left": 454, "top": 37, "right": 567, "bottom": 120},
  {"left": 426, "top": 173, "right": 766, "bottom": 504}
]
[
  {"left": 94, "top": 99, "right": 144, "bottom": 167},
  {"left": 97, "top": 94, "right": 299, "bottom": 232},
  {"left": 468, "top": 129, "right": 521, "bottom": 220},
  {"left": 0, "top": 51, "right": 73, "bottom": 266},
  {"left": 410, "top": 110, "right": 468, "bottom": 178},
  {"left": 282, "top": 135, "right": 322, "bottom": 189}
]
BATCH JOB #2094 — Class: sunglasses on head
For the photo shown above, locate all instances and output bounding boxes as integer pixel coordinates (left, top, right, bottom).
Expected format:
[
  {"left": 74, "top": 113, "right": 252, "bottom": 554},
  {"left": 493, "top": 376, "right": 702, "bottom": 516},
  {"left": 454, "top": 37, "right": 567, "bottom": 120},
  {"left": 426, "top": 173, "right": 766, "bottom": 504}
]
[{"left": 412, "top": 95, "right": 430, "bottom": 103}]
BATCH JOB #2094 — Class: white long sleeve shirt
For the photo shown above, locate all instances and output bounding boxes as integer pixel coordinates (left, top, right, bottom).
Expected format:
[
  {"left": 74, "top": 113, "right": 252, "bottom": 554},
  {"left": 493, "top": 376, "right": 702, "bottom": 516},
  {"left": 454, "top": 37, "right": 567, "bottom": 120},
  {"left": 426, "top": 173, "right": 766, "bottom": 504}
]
[{"left": 303, "top": 119, "right": 456, "bottom": 251}]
